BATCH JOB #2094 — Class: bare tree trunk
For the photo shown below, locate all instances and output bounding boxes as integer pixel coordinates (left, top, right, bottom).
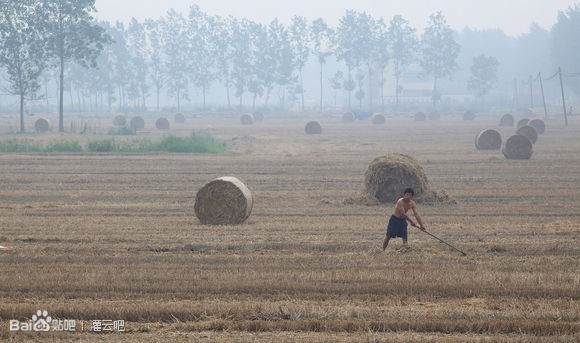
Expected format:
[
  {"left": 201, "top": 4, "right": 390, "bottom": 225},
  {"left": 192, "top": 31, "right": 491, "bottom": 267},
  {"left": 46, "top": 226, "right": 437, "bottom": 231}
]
[
  {"left": 299, "top": 68, "right": 304, "bottom": 112},
  {"left": 395, "top": 75, "right": 400, "bottom": 108},
  {"left": 202, "top": 85, "right": 206, "bottom": 111},
  {"left": 58, "top": 54, "right": 65, "bottom": 132},
  {"left": 156, "top": 84, "right": 160, "bottom": 112},
  {"left": 380, "top": 71, "right": 385, "bottom": 112},
  {"left": 319, "top": 61, "right": 323, "bottom": 112},
  {"left": 368, "top": 65, "right": 373, "bottom": 113},
  {"left": 225, "top": 78, "right": 231, "bottom": 109},
  {"left": 19, "top": 93, "right": 25, "bottom": 133},
  {"left": 432, "top": 77, "right": 438, "bottom": 110},
  {"left": 347, "top": 67, "right": 352, "bottom": 109}
]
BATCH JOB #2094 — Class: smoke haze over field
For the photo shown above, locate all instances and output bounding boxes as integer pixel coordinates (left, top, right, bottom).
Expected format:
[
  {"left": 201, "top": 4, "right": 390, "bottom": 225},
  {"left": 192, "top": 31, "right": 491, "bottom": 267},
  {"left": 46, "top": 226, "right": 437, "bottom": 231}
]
[{"left": 95, "top": 0, "right": 578, "bottom": 37}]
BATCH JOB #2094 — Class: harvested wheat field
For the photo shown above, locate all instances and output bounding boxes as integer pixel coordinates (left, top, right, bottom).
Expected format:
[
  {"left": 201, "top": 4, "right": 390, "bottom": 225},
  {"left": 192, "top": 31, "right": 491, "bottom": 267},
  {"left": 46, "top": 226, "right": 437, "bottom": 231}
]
[{"left": 0, "top": 112, "right": 578, "bottom": 342}]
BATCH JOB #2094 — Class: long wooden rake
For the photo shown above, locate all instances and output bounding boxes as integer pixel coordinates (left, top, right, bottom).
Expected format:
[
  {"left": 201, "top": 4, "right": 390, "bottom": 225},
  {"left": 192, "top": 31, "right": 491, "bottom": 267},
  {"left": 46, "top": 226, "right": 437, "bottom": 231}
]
[{"left": 417, "top": 228, "right": 467, "bottom": 256}]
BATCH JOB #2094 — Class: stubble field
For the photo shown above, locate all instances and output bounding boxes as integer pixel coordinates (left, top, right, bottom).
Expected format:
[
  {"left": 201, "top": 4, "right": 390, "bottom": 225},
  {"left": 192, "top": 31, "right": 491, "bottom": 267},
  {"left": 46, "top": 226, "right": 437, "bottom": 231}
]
[{"left": 0, "top": 111, "right": 578, "bottom": 342}]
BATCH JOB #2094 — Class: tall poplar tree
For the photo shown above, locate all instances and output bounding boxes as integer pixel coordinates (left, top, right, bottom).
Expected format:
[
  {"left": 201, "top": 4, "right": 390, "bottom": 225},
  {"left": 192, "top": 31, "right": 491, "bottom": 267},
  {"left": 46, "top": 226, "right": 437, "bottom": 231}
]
[
  {"left": 0, "top": 0, "right": 48, "bottom": 132},
  {"left": 42, "top": 0, "right": 110, "bottom": 132}
]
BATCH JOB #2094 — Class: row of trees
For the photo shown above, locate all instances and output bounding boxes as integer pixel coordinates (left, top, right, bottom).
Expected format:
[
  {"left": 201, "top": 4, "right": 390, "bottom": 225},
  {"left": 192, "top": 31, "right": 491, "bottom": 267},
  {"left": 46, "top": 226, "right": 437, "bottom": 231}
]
[
  {"left": 94, "top": 8, "right": 462, "bottom": 113},
  {"left": 1, "top": 1, "right": 579, "bottom": 133}
]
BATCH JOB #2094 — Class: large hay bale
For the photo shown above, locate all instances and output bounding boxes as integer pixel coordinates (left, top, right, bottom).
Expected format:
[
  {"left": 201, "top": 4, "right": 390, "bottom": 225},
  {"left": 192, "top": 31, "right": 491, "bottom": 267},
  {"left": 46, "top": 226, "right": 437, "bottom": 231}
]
[
  {"left": 194, "top": 176, "right": 253, "bottom": 225},
  {"left": 363, "top": 153, "right": 449, "bottom": 204},
  {"left": 240, "top": 113, "right": 254, "bottom": 125},
  {"left": 463, "top": 110, "right": 476, "bottom": 120},
  {"left": 252, "top": 111, "right": 264, "bottom": 122},
  {"left": 528, "top": 119, "right": 545, "bottom": 134},
  {"left": 34, "top": 118, "right": 51, "bottom": 132},
  {"left": 517, "top": 118, "right": 529, "bottom": 127},
  {"left": 130, "top": 116, "right": 145, "bottom": 130},
  {"left": 371, "top": 113, "right": 385, "bottom": 125},
  {"left": 516, "top": 125, "right": 538, "bottom": 144},
  {"left": 475, "top": 129, "right": 502, "bottom": 150},
  {"left": 156, "top": 117, "right": 170, "bottom": 130},
  {"left": 429, "top": 111, "right": 440, "bottom": 120},
  {"left": 503, "top": 134, "right": 533, "bottom": 160},
  {"left": 305, "top": 121, "right": 322, "bottom": 134},
  {"left": 499, "top": 113, "right": 514, "bottom": 127},
  {"left": 113, "top": 115, "right": 127, "bottom": 126},
  {"left": 414, "top": 112, "right": 426, "bottom": 121},
  {"left": 342, "top": 112, "right": 355, "bottom": 122},
  {"left": 174, "top": 113, "right": 185, "bottom": 123}
]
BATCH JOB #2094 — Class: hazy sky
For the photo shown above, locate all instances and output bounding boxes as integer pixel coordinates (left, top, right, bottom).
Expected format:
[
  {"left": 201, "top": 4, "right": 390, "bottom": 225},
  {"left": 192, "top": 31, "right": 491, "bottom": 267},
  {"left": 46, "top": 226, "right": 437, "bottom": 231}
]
[{"left": 94, "top": 0, "right": 578, "bottom": 37}]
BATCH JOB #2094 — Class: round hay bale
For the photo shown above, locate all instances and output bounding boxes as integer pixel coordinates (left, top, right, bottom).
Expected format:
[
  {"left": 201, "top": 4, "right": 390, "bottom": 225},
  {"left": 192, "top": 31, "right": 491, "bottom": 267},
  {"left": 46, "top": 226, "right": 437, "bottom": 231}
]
[
  {"left": 113, "top": 114, "right": 127, "bottom": 126},
  {"left": 475, "top": 129, "right": 502, "bottom": 150},
  {"left": 34, "top": 118, "right": 51, "bottom": 132},
  {"left": 155, "top": 117, "right": 170, "bottom": 130},
  {"left": 499, "top": 113, "right": 514, "bottom": 127},
  {"left": 342, "top": 112, "right": 356, "bottom": 122},
  {"left": 371, "top": 113, "right": 385, "bottom": 125},
  {"left": 517, "top": 118, "right": 529, "bottom": 127},
  {"left": 130, "top": 116, "right": 145, "bottom": 130},
  {"left": 174, "top": 113, "right": 185, "bottom": 123},
  {"left": 414, "top": 112, "right": 426, "bottom": 121},
  {"left": 516, "top": 125, "right": 538, "bottom": 144},
  {"left": 194, "top": 176, "right": 253, "bottom": 225},
  {"left": 240, "top": 113, "right": 254, "bottom": 125},
  {"left": 463, "top": 110, "right": 476, "bottom": 120},
  {"left": 363, "top": 153, "right": 450, "bottom": 204},
  {"left": 305, "top": 121, "right": 322, "bottom": 134},
  {"left": 252, "top": 111, "right": 264, "bottom": 122},
  {"left": 503, "top": 134, "right": 533, "bottom": 160},
  {"left": 428, "top": 111, "right": 440, "bottom": 120},
  {"left": 528, "top": 118, "right": 545, "bottom": 134}
]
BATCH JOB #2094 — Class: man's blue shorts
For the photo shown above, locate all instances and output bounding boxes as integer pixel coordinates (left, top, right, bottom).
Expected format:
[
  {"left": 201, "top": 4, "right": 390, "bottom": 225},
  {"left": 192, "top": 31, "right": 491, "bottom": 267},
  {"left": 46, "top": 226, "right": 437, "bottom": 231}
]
[{"left": 386, "top": 215, "right": 408, "bottom": 239}]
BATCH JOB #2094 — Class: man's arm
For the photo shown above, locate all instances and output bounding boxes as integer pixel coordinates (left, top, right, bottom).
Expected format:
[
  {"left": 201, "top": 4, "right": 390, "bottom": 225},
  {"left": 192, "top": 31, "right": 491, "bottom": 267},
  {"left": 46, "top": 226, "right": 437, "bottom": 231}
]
[{"left": 411, "top": 204, "right": 425, "bottom": 230}]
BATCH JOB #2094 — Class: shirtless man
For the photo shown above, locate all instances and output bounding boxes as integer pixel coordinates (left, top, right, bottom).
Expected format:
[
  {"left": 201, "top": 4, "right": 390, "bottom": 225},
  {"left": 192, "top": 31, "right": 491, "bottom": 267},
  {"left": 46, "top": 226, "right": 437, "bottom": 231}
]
[{"left": 382, "top": 188, "right": 426, "bottom": 251}]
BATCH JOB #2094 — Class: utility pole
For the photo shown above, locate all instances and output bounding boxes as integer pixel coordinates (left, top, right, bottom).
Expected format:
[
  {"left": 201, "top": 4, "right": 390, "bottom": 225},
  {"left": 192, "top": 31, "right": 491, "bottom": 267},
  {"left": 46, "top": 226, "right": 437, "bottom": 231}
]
[{"left": 558, "top": 67, "right": 568, "bottom": 127}]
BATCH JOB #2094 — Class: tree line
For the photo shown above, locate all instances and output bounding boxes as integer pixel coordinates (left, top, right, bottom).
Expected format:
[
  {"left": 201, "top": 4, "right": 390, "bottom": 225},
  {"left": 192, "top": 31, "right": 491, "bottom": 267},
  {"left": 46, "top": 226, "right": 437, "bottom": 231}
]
[{"left": 1, "top": 1, "right": 579, "bottom": 133}]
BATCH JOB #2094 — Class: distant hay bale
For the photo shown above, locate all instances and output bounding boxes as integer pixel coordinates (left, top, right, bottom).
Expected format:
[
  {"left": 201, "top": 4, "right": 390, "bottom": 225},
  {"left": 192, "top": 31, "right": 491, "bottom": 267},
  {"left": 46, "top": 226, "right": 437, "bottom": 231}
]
[
  {"left": 252, "top": 111, "right": 264, "bottom": 122},
  {"left": 113, "top": 115, "right": 127, "bottom": 126},
  {"left": 499, "top": 113, "right": 514, "bottom": 127},
  {"left": 429, "top": 111, "right": 440, "bottom": 120},
  {"left": 305, "top": 121, "right": 322, "bottom": 134},
  {"left": 371, "top": 113, "right": 385, "bottom": 125},
  {"left": 528, "top": 119, "right": 545, "bottom": 134},
  {"left": 194, "top": 176, "right": 253, "bottom": 225},
  {"left": 463, "top": 110, "right": 476, "bottom": 120},
  {"left": 475, "top": 129, "right": 502, "bottom": 150},
  {"left": 34, "top": 118, "right": 51, "bottom": 132},
  {"left": 517, "top": 118, "right": 530, "bottom": 127},
  {"left": 516, "top": 125, "right": 538, "bottom": 144},
  {"left": 362, "top": 153, "right": 451, "bottom": 204},
  {"left": 521, "top": 108, "right": 534, "bottom": 117},
  {"left": 156, "top": 117, "right": 170, "bottom": 130},
  {"left": 174, "top": 113, "right": 185, "bottom": 123},
  {"left": 503, "top": 134, "right": 533, "bottom": 160},
  {"left": 240, "top": 113, "right": 254, "bottom": 125},
  {"left": 130, "top": 116, "right": 145, "bottom": 130},
  {"left": 342, "top": 112, "right": 356, "bottom": 122},
  {"left": 414, "top": 112, "right": 426, "bottom": 121}
]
